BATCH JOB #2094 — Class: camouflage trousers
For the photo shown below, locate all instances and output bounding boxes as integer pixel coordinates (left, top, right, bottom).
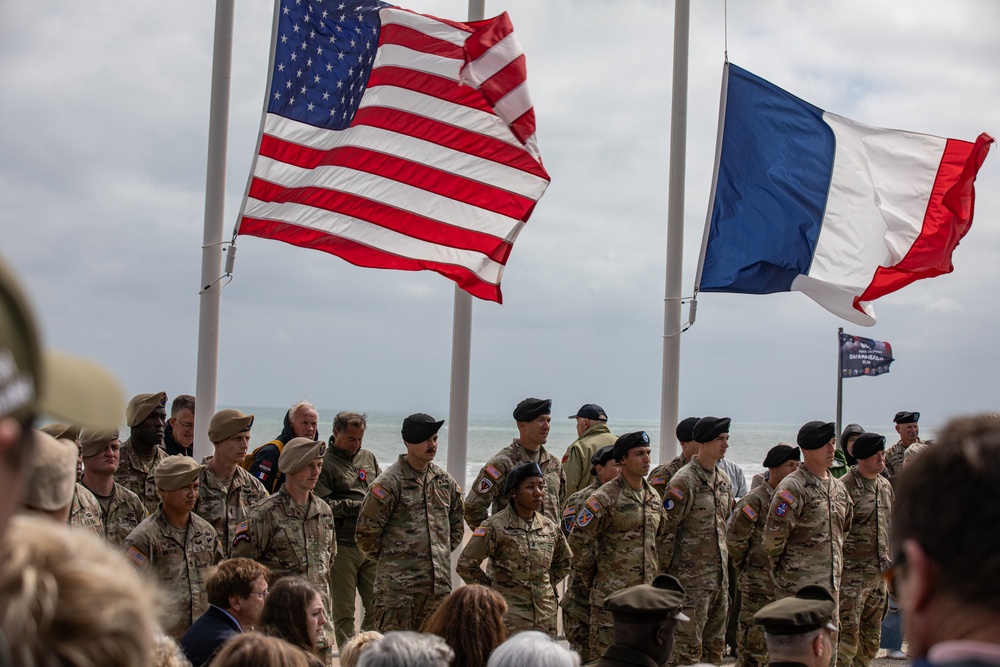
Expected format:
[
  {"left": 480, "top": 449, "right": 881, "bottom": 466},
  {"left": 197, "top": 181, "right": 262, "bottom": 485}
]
[
  {"left": 735, "top": 591, "right": 772, "bottom": 667},
  {"left": 589, "top": 605, "right": 616, "bottom": 659},
  {"left": 669, "top": 586, "right": 729, "bottom": 667},
  {"left": 562, "top": 598, "right": 592, "bottom": 662},
  {"left": 329, "top": 543, "right": 377, "bottom": 649},
  {"left": 838, "top": 575, "right": 887, "bottom": 667},
  {"left": 374, "top": 592, "right": 448, "bottom": 633}
]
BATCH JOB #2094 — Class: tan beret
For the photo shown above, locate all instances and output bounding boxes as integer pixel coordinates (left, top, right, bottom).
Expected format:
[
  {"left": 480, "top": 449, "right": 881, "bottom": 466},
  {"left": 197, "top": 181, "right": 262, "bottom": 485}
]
[
  {"left": 209, "top": 409, "right": 255, "bottom": 443},
  {"left": 22, "top": 431, "right": 78, "bottom": 511},
  {"left": 278, "top": 437, "right": 326, "bottom": 474},
  {"left": 39, "top": 422, "right": 80, "bottom": 441},
  {"left": 79, "top": 427, "right": 120, "bottom": 458},
  {"left": 126, "top": 391, "right": 167, "bottom": 428},
  {"left": 154, "top": 455, "right": 205, "bottom": 491}
]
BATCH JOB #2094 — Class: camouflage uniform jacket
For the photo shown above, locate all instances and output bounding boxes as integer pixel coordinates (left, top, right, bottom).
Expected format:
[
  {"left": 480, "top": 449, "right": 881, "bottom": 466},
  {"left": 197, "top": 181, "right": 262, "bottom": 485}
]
[
  {"left": 840, "top": 468, "right": 893, "bottom": 578},
  {"left": 568, "top": 475, "right": 663, "bottom": 607},
  {"left": 315, "top": 446, "right": 382, "bottom": 546},
  {"left": 88, "top": 481, "right": 148, "bottom": 547},
  {"left": 562, "top": 480, "right": 602, "bottom": 536},
  {"left": 457, "top": 505, "right": 573, "bottom": 632},
  {"left": 122, "top": 507, "right": 223, "bottom": 638},
  {"left": 465, "top": 440, "right": 564, "bottom": 529},
  {"left": 231, "top": 487, "right": 337, "bottom": 609},
  {"left": 559, "top": 480, "right": 602, "bottom": 620},
  {"left": 115, "top": 438, "right": 167, "bottom": 515},
  {"left": 356, "top": 455, "right": 464, "bottom": 601},
  {"left": 884, "top": 438, "right": 924, "bottom": 478},
  {"left": 68, "top": 483, "right": 103, "bottom": 536},
  {"left": 658, "top": 458, "right": 733, "bottom": 590},
  {"left": 762, "top": 467, "right": 853, "bottom": 596},
  {"left": 561, "top": 424, "right": 617, "bottom": 502},
  {"left": 726, "top": 482, "right": 774, "bottom": 594},
  {"left": 195, "top": 457, "right": 268, "bottom": 555},
  {"left": 647, "top": 455, "right": 686, "bottom": 499}
]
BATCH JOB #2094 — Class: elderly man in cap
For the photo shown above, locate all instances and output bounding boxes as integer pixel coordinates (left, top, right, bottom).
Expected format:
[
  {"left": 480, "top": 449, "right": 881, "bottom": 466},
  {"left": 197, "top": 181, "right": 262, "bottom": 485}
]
[
  {"left": 123, "top": 455, "right": 224, "bottom": 639},
  {"left": 754, "top": 585, "right": 839, "bottom": 667},
  {"left": 570, "top": 431, "right": 665, "bottom": 659},
  {"left": 466, "top": 397, "right": 564, "bottom": 530},
  {"left": 727, "top": 443, "right": 801, "bottom": 667},
  {"left": 657, "top": 416, "right": 734, "bottom": 666},
  {"left": 587, "top": 574, "right": 689, "bottom": 667},
  {"left": 116, "top": 391, "right": 169, "bottom": 514},
  {"left": 248, "top": 400, "right": 320, "bottom": 493},
  {"left": 458, "top": 461, "right": 573, "bottom": 636},
  {"left": 195, "top": 409, "right": 267, "bottom": 555},
  {"left": 884, "top": 411, "right": 923, "bottom": 478},
  {"left": 356, "top": 413, "right": 464, "bottom": 633},
  {"left": 562, "top": 403, "right": 617, "bottom": 502},
  {"left": 650, "top": 417, "right": 747, "bottom": 501},
  {"left": 764, "top": 421, "right": 853, "bottom": 616},
  {"left": 80, "top": 426, "right": 148, "bottom": 546},
  {"left": 838, "top": 432, "right": 893, "bottom": 667}
]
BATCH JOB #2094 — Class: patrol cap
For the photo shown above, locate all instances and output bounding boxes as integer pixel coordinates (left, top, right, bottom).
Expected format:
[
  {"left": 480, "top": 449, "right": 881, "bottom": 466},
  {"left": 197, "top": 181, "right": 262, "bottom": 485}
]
[
  {"left": 851, "top": 432, "right": 886, "bottom": 460},
  {"left": 79, "top": 427, "right": 119, "bottom": 458},
  {"left": 693, "top": 416, "right": 731, "bottom": 443},
  {"left": 21, "top": 430, "right": 78, "bottom": 511},
  {"left": 753, "top": 585, "right": 837, "bottom": 635},
  {"left": 603, "top": 573, "right": 689, "bottom": 624},
  {"left": 613, "top": 431, "right": 650, "bottom": 461},
  {"left": 894, "top": 411, "right": 920, "bottom": 424},
  {"left": 278, "top": 437, "right": 326, "bottom": 474},
  {"left": 39, "top": 422, "right": 80, "bottom": 441},
  {"left": 675, "top": 417, "right": 700, "bottom": 443},
  {"left": 208, "top": 408, "right": 255, "bottom": 443},
  {"left": 762, "top": 443, "right": 800, "bottom": 468},
  {"left": 401, "top": 413, "right": 444, "bottom": 444},
  {"left": 504, "top": 461, "right": 544, "bottom": 495},
  {"left": 513, "top": 397, "right": 551, "bottom": 422},
  {"left": 154, "top": 455, "right": 205, "bottom": 491},
  {"left": 126, "top": 391, "right": 167, "bottom": 428},
  {"left": 591, "top": 444, "right": 616, "bottom": 467},
  {"left": 797, "top": 421, "right": 836, "bottom": 450},
  {"left": 569, "top": 404, "right": 607, "bottom": 421}
]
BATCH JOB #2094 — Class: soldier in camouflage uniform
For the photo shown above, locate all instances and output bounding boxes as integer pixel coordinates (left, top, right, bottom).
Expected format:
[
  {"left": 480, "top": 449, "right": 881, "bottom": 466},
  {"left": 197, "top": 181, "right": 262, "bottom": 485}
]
[
  {"left": 68, "top": 482, "right": 103, "bottom": 534},
  {"left": 458, "top": 462, "right": 573, "bottom": 636},
  {"left": 658, "top": 416, "right": 734, "bottom": 666},
  {"left": 465, "top": 398, "right": 564, "bottom": 529},
  {"left": 763, "top": 421, "right": 853, "bottom": 621},
  {"left": 80, "top": 426, "right": 148, "bottom": 546},
  {"left": 884, "top": 411, "right": 923, "bottom": 479},
  {"left": 569, "top": 431, "right": 663, "bottom": 659},
  {"left": 315, "top": 411, "right": 382, "bottom": 649},
  {"left": 837, "top": 433, "right": 893, "bottom": 667},
  {"left": 561, "top": 403, "right": 617, "bottom": 502},
  {"left": 115, "top": 392, "right": 169, "bottom": 514},
  {"left": 727, "top": 443, "right": 801, "bottom": 667},
  {"left": 195, "top": 409, "right": 267, "bottom": 555},
  {"left": 122, "top": 455, "right": 223, "bottom": 639},
  {"left": 647, "top": 417, "right": 700, "bottom": 499},
  {"left": 356, "top": 413, "right": 464, "bottom": 633}
]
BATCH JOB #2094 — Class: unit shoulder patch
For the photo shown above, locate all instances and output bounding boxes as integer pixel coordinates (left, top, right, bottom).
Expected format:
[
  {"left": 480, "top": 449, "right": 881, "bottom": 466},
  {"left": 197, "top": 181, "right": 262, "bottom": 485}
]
[
  {"left": 477, "top": 477, "right": 494, "bottom": 494},
  {"left": 576, "top": 508, "right": 595, "bottom": 527},
  {"left": 775, "top": 501, "right": 789, "bottom": 517}
]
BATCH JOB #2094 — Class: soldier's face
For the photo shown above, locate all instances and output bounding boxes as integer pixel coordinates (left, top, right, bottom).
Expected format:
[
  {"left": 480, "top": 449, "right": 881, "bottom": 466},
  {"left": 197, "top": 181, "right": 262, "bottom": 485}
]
[
  {"left": 769, "top": 458, "right": 798, "bottom": 486},
  {"left": 169, "top": 408, "right": 195, "bottom": 447},
  {"left": 159, "top": 480, "right": 199, "bottom": 513},
  {"left": 621, "top": 446, "right": 651, "bottom": 477},
  {"left": 701, "top": 433, "right": 730, "bottom": 461},
  {"left": 132, "top": 406, "right": 166, "bottom": 445},
  {"left": 595, "top": 460, "right": 620, "bottom": 484},
  {"left": 333, "top": 423, "right": 365, "bottom": 456},
  {"left": 215, "top": 431, "right": 251, "bottom": 467},
  {"left": 518, "top": 415, "right": 551, "bottom": 448},
  {"left": 84, "top": 439, "right": 121, "bottom": 474},
  {"left": 305, "top": 593, "right": 327, "bottom": 646},
  {"left": 896, "top": 422, "right": 919, "bottom": 445},
  {"left": 291, "top": 407, "right": 319, "bottom": 439},
  {"left": 288, "top": 457, "right": 323, "bottom": 491},
  {"left": 405, "top": 433, "right": 438, "bottom": 466},
  {"left": 857, "top": 450, "right": 886, "bottom": 478},
  {"left": 513, "top": 476, "right": 545, "bottom": 513}
]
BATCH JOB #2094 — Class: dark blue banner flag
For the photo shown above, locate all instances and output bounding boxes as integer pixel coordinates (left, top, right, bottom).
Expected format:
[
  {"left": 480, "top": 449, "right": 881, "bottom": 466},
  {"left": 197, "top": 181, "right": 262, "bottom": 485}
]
[{"left": 839, "top": 332, "right": 894, "bottom": 378}]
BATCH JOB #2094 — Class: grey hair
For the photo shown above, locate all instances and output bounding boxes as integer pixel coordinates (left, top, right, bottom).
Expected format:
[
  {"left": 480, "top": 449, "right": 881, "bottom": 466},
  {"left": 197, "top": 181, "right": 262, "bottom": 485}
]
[
  {"left": 356, "top": 631, "right": 454, "bottom": 667},
  {"left": 765, "top": 628, "right": 823, "bottom": 657},
  {"left": 287, "top": 401, "right": 316, "bottom": 419},
  {"left": 486, "top": 631, "right": 581, "bottom": 667}
]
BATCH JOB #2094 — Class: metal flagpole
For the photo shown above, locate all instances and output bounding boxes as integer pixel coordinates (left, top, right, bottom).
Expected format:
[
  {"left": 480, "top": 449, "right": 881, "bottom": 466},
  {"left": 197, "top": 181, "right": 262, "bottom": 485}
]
[
  {"left": 658, "top": 0, "right": 690, "bottom": 462},
  {"left": 194, "top": 0, "right": 236, "bottom": 461},
  {"left": 836, "top": 327, "right": 843, "bottom": 440}
]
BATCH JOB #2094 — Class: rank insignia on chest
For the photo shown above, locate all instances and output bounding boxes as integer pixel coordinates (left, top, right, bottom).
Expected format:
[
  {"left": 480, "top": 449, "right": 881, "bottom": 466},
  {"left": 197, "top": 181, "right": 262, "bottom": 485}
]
[
  {"left": 664, "top": 498, "right": 676, "bottom": 511},
  {"left": 668, "top": 486, "right": 685, "bottom": 501},
  {"left": 775, "top": 501, "right": 789, "bottom": 517},
  {"left": 585, "top": 497, "right": 602, "bottom": 513},
  {"left": 778, "top": 489, "right": 796, "bottom": 504},
  {"left": 472, "top": 526, "right": 487, "bottom": 537},
  {"left": 477, "top": 477, "right": 494, "bottom": 494},
  {"left": 125, "top": 546, "right": 147, "bottom": 566},
  {"left": 485, "top": 464, "right": 502, "bottom": 480},
  {"left": 576, "top": 508, "right": 595, "bottom": 527},
  {"left": 358, "top": 469, "right": 367, "bottom": 481},
  {"left": 371, "top": 485, "right": 388, "bottom": 501},
  {"left": 650, "top": 475, "right": 666, "bottom": 486},
  {"left": 741, "top": 504, "right": 758, "bottom": 520}
]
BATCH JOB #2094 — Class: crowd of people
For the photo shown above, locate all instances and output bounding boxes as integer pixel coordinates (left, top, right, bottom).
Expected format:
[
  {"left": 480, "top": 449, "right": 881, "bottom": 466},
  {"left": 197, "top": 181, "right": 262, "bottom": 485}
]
[{"left": 3, "top": 252, "right": 1000, "bottom": 667}]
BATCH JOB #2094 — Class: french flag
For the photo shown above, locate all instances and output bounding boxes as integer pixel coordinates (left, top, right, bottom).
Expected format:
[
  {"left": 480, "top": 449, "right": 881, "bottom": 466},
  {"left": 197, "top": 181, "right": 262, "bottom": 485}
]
[{"left": 697, "top": 63, "right": 993, "bottom": 326}]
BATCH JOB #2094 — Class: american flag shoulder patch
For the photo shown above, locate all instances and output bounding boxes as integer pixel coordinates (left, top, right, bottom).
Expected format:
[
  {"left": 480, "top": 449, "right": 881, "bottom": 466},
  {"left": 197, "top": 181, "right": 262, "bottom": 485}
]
[
  {"left": 485, "top": 465, "right": 502, "bottom": 480},
  {"left": 236, "top": 520, "right": 248, "bottom": 534},
  {"left": 585, "top": 496, "right": 602, "bottom": 513},
  {"left": 125, "top": 545, "right": 147, "bottom": 567},
  {"left": 669, "top": 486, "right": 685, "bottom": 501},
  {"left": 371, "top": 485, "right": 388, "bottom": 501},
  {"left": 779, "top": 489, "right": 796, "bottom": 504},
  {"left": 472, "top": 527, "right": 487, "bottom": 537},
  {"left": 650, "top": 475, "right": 666, "bottom": 486},
  {"left": 741, "top": 504, "right": 758, "bottom": 520}
]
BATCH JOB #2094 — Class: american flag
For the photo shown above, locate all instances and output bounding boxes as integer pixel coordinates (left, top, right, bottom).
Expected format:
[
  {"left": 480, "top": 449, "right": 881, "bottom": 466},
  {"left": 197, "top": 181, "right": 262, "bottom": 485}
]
[{"left": 236, "top": 1, "right": 551, "bottom": 303}]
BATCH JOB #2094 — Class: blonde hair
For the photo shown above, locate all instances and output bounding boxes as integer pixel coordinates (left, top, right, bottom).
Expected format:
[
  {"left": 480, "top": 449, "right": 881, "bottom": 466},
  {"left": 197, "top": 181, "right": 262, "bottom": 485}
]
[
  {"left": 208, "top": 633, "right": 312, "bottom": 667},
  {"left": 340, "top": 630, "right": 383, "bottom": 667},
  {"left": 0, "top": 514, "right": 161, "bottom": 667}
]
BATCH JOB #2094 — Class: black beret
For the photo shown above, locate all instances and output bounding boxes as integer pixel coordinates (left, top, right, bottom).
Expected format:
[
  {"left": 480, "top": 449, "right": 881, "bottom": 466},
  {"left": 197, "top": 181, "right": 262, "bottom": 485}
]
[
  {"left": 513, "top": 397, "right": 552, "bottom": 422},
  {"left": 604, "top": 574, "right": 689, "bottom": 624},
  {"left": 797, "top": 421, "right": 836, "bottom": 450},
  {"left": 401, "top": 413, "right": 444, "bottom": 444},
  {"left": 754, "top": 585, "right": 837, "bottom": 635},
  {"left": 693, "top": 416, "right": 731, "bottom": 443},
  {"left": 504, "top": 461, "right": 544, "bottom": 495},
  {"left": 675, "top": 417, "right": 700, "bottom": 442},
  {"left": 894, "top": 411, "right": 920, "bottom": 424},
  {"left": 591, "top": 444, "right": 616, "bottom": 467},
  {"left": 762, "top": 444, "right": 800, "bottom": 468},
  {"left": 613, "top": 431, "right": 651, "bottom": 461},
  {"left": 851, "top": 432, "right": 886, "bottom": 460}
]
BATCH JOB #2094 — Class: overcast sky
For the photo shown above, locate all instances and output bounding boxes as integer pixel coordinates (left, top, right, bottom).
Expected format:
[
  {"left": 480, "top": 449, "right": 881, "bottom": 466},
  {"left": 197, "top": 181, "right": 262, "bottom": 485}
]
[{"left": 2, "top": 0, "right": 997, "bottom": 441}]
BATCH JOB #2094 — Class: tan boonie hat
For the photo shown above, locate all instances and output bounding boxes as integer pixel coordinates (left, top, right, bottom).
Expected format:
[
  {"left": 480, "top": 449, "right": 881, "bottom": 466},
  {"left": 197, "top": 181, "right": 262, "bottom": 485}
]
[
  {"left": 209, "top": 409, "right": 254, "bottom": 443},
  {"left": 278, "top": 437, "right": 325, "bottom": 474},
  {"left": 0, "top": 254, "right": 124, "bottom": 427},
  {"left": 154, "top": 455, "right": 205, "bottom": 491},
  {"left": 604, "top": 573, "right": 690, "bottom": 623},
  {"left": 126, "top": 392, "right": 167, "bottom": 428},
  {"left": 79, "top": 427, "right": 120, "bottom": 458},
  {"left": 39, "top": 422, "right": 80, "bottom": 441},
  {"left": 21, "top": 431, "right": 78, "bottom": 511}
]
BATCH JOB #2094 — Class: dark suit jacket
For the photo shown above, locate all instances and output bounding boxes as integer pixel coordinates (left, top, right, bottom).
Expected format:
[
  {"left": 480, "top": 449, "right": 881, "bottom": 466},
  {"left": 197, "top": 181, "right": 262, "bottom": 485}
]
[{"left": 180, "top": 605, "right": 242, "bottom": 667}]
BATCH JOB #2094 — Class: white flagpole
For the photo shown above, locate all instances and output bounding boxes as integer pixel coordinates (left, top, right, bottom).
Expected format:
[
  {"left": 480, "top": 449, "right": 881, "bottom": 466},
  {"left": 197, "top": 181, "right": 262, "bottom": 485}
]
[
  {"left": 658, "top": 0, "right": 690, "bottom": 462},
  {"left": 193, "top": 0, "right": 236, "bottom": 461}
]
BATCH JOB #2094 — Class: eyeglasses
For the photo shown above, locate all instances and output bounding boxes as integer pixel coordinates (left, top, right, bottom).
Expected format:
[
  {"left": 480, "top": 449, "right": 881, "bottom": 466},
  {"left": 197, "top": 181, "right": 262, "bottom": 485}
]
[{"left": 250, "top": 589, "right": 269, "bottom": 599}]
